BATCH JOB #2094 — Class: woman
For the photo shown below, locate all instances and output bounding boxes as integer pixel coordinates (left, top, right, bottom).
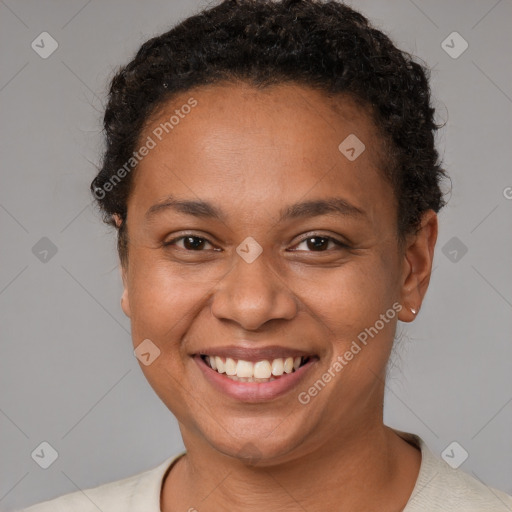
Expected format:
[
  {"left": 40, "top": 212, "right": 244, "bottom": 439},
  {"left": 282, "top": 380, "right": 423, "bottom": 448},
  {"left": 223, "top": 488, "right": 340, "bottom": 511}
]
[{"left": 21, "top": 0, "right": 512, "bottom": 510}]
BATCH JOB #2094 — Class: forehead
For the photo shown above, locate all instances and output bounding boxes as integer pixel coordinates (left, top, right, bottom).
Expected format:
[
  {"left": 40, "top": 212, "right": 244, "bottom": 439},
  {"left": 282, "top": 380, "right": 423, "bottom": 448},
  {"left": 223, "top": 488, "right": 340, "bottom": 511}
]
[{"left": 128, "top": 82, "right": 394, "bottom": 224}]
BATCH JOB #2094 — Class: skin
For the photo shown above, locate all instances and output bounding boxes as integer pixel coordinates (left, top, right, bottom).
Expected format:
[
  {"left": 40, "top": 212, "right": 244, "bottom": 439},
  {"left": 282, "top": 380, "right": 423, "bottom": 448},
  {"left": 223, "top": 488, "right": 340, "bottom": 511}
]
[{"left": 115, "top": 82, "right": 437, "bottom": 511}]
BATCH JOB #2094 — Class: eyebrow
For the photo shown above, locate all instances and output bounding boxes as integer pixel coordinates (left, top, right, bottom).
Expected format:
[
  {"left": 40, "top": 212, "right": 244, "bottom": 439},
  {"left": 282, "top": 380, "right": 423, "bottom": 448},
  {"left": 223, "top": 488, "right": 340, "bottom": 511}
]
[{"left": 144, "top": 194, "right": 366, "bottom": 224}]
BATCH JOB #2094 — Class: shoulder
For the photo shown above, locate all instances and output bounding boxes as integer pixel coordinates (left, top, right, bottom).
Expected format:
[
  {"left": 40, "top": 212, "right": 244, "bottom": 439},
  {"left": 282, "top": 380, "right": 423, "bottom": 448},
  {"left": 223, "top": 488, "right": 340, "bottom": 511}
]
[
  {"left": 18, "top": 453, "right": 184, "bottom": 512},
  {"left": 399, "top": 432, "right": 512, "bottom": 512}
]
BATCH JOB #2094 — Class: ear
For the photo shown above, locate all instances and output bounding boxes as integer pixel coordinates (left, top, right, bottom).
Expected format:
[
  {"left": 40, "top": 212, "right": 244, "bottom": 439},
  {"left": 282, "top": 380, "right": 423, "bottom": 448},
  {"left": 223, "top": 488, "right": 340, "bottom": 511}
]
[
  {"left": 112, "top": 213, "right": 123, "bottom": 228},
  {"left": 120, "top": 267, "right": 131, "bottom": 318},
  {"left": 113, "top": 214, "right": 131, "bottom": 318},
  {"left": 398, "top": 210, "right": 438, "bottom": 322}
]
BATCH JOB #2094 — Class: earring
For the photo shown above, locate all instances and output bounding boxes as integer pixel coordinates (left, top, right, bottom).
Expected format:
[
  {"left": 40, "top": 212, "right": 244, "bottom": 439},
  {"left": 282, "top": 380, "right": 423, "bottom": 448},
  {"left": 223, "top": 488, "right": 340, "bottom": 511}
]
[{"left": 410, "top": 307, "right": 417, "bottom": 315}]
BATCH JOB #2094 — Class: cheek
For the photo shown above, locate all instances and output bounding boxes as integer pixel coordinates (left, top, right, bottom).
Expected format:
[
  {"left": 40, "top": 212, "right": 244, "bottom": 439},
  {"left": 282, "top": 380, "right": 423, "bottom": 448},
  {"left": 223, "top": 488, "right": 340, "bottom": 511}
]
[
  {"left": 309, "top": 261, "right": 399, "bottom": 401},
  {"left": 301, "top": 254, "right": 399, "bottom": 339},
  {"left": 126, "top": 259, "right": 216, "bottom": 410},
  {"left": 126, "top": 254, "right": 226, "bottom": 346}
]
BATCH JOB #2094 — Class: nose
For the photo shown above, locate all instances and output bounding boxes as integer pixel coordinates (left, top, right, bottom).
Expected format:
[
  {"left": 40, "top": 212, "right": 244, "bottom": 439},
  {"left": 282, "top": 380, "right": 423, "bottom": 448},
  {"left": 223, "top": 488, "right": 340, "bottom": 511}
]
[{"left": 210, "top": 251, "right": 298, "bottom": 331}]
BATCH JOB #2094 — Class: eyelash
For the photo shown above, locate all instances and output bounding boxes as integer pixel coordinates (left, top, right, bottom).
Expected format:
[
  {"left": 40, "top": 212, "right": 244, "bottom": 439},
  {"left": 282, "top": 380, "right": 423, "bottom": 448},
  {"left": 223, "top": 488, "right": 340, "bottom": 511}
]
[{"left": 163, "top": 233, "right": 350, "bottom": 252}]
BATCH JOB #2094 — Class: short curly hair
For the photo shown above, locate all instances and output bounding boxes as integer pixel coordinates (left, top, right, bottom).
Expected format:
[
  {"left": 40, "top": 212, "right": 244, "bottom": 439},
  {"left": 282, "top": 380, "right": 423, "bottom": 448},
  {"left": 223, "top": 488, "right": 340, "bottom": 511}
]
[{"left": 91, "top": 0, "right": 447, "bottom": 265}]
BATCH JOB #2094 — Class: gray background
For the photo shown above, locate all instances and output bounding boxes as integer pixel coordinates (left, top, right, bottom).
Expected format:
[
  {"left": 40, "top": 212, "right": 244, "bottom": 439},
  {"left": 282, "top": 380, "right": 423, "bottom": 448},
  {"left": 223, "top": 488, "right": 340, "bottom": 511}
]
[{"left": 1, "top": 0, "right": 511, "bottom": 509}]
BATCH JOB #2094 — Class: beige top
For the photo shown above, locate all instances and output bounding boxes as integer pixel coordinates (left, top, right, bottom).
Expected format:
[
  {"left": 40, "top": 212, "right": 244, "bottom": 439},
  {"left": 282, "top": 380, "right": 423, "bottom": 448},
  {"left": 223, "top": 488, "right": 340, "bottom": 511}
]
[{"left": 20, "top": 432, "right": 512, "bottom": 511}]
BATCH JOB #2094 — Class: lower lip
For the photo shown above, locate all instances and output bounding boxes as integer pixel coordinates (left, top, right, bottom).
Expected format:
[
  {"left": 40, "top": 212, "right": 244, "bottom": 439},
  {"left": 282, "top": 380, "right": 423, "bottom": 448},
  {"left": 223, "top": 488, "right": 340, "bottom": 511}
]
[{"left": 194, "top": 355, "right": 316, "bottom": 402}]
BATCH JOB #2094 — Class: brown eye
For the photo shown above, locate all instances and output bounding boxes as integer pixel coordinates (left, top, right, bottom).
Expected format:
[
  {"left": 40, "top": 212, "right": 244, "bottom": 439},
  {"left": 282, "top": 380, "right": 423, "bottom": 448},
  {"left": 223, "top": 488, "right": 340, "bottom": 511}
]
[
  {"left": 164, "top": 235, "right": 215, "bottom": 251},
  {"left": 292, "top": 236, "right": 348, "bottom": 252},
  {"left": 182, "top": 236, "right": 207, "bottom": 250},
  {"left": 305, "top": 236, "right": 330, "bottom": 251}
]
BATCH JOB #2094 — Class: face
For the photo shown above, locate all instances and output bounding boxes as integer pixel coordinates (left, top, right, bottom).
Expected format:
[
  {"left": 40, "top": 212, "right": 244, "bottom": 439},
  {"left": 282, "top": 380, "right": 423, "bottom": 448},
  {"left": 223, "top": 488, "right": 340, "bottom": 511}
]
[{"left": 118, "top": 82, "right": 436, "bottom": 464}]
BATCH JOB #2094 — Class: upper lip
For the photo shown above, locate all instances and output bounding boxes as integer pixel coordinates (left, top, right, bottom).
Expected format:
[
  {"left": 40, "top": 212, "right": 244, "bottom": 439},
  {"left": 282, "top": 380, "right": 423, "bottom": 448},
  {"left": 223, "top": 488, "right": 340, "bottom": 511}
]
[{"left": 194, "top": 345, "right": 316, "bottom": 362}]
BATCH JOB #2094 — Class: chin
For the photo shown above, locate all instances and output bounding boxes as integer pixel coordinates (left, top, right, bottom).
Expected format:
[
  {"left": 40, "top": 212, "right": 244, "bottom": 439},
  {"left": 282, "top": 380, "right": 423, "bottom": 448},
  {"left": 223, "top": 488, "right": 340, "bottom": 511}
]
[{"left": 194, "top": 413, "right": 318, "bottom": 466}]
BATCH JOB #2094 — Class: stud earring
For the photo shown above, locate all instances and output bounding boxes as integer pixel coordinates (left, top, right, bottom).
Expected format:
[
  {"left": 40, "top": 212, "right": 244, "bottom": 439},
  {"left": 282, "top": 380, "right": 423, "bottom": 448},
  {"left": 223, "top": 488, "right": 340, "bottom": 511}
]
[{"left": 410, "top": 307, "right": 417, "bottom": 315}]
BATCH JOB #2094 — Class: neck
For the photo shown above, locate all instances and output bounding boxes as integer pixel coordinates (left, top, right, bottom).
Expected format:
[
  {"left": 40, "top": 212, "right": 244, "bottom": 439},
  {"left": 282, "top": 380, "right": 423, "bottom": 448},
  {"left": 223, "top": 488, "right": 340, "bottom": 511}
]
[{"left": 161, "top": 423, "right": 421, "bottom": 512}]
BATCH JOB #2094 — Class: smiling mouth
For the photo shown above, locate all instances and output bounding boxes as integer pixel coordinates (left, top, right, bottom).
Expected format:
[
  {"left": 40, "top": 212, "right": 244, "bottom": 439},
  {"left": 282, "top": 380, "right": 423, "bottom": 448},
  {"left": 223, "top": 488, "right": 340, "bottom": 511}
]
[{"left": 200, "top": 354, "right": 313, "bottom": 383}]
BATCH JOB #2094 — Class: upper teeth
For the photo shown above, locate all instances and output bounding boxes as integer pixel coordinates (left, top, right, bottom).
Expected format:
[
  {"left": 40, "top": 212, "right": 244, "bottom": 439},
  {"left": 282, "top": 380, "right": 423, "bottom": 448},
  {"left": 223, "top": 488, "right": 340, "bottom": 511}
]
[{"left": 206, "top": 356, "right": 303, "bottom": 379}]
